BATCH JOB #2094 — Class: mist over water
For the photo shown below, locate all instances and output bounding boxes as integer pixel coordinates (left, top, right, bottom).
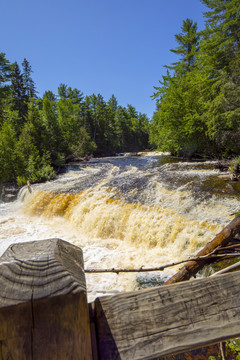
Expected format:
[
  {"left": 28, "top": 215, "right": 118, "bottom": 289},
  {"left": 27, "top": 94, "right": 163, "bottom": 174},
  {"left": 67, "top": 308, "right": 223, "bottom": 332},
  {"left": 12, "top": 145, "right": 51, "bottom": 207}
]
[{"left": 0, "top": 153, "right": 239, "bottom": 301}]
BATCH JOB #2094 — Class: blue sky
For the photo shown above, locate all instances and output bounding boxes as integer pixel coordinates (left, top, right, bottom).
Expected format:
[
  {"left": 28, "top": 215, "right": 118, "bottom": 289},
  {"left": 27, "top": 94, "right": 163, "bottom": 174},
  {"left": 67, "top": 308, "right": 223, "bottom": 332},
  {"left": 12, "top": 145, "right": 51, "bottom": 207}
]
[{"left": 1, "top": 0, "right": 207, "bottom": 118}]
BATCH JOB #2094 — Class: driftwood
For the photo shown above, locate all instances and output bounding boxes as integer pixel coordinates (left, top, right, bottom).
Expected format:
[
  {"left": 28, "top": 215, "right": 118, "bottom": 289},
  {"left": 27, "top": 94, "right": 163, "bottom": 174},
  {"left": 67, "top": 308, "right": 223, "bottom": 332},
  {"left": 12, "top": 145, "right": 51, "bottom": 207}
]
[
  {"left": 94, "top": 271, "right": 240, "bottom": 360},
  {"left": 216, "top": 243, "right": 240, "bottom": 252},
  {"left": 165, "top": 215, "right": 240, "bottom": 285},
  {"left": 0, "top": 239, "right": 92, "bottom": 360},
  {"left": 85, "top": 252, "right": 240, "bottom": 274}
]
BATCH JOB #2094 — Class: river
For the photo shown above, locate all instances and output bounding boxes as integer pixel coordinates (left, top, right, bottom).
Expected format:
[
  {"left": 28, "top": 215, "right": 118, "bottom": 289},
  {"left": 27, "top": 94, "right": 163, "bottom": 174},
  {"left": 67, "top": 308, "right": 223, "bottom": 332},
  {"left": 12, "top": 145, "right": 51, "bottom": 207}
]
[{"left": 0, "top": 153, "right": 239, "bottom": 301}]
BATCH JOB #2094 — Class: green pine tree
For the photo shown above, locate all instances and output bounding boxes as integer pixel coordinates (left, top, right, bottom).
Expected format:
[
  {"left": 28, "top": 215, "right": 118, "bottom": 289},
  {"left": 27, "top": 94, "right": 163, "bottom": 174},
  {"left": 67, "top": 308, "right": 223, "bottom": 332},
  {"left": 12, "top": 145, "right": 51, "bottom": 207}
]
[
  {"left": 22, "top": 58, "right": 37, "bottom": 99},
  {"left": 10, "top": 62, "right": 28, "bottom": 124}
]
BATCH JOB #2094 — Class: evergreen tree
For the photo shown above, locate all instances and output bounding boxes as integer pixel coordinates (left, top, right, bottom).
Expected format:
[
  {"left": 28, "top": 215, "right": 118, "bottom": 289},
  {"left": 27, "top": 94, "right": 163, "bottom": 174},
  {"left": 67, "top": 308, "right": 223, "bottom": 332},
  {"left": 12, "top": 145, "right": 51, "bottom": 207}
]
[
  {"left": 0, "top": 121, "right": 18, "bottom": 181},
  {"left": 10, "top": 62, "right": 28, "bottom": 123},
  {"left": 105, "top": 95, "right": 118, "bottom": 153},
  {"left": 82, "top": 95, "right": 94, "bottom": 139},
  {"left": 199, "top": 0, "right": 240, "bottom": 155},
  {"left": 167, "top": 18, "right": 200, "bottom": 75},
  {"left": 43, "top": 90, "right": 56, "bottom": 102},
  {"left": 114, "top": 106, "right": 128, "bottom": 152},
  {"left": 67, "top": 87, "right": 84, "bottom": 105},
  {"left": 15, "top": 101, "right": 55, "bottom": 184},
  {"left": 151, "top": 18, "right": 210, "bottom": 156},
  {"left": 58, "top": 83, "right": 68, "bottom": 99},
  {"left": 151, "top": 1, "right": 240, "bottom": 158},
  {"left": 126, "top": 105, "right": 138, "bottom": 151},
  {"left": 0, "top": 52, "right": 11, "bottom": 98},
  {"left": 41, "top": 95, "right": 63, "bottom": 165},
  {"left": 86, "top": 93, "right": 107, "bottom": 153},
  {"left": 94, "top": 94, "right": 107, "bottom": 154},
  {"left": 200, "top": 0, "right": 240, "bottom": 71},
  {"left": 58, "top": 83, "right": 84, "bottom": 105},
  {"left": 0, "top": 54, "right": 149, "bottom": 183},
  {"left": 137, "top": 113, "right": 149, "bottom": 150},
  {"left": 22, "top": 58, "right": 37, "bottom": 99},
  {"left": 150, "top": 70, "right": 209, "bottom": 156},
  {"left": 0, "top": 52, "right": 12, "bottom": 123},
  {"left": 23, "top": 100, "right": 46, "bottom": 154}
]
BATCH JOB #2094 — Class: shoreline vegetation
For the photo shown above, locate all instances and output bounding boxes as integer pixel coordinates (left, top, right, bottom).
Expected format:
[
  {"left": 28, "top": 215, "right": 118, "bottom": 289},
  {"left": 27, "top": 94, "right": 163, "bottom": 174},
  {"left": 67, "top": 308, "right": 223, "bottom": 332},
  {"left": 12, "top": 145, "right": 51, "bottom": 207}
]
[
  {"left": 1, "top": 1, "right": 240, "bottom": 187},
  {"left": 0, "top": 152, "right": 239, "bottom": 204},
  {"left": 150, "top": 0, "right": 240, "bottom": 160}
]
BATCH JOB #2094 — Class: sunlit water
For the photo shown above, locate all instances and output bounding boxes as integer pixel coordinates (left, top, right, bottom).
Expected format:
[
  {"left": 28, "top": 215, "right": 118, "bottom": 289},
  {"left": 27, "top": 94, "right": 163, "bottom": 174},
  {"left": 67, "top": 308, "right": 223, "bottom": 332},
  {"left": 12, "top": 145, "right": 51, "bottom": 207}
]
[{"left": 0, "top": 153, "right": 239, "bottom": 301}]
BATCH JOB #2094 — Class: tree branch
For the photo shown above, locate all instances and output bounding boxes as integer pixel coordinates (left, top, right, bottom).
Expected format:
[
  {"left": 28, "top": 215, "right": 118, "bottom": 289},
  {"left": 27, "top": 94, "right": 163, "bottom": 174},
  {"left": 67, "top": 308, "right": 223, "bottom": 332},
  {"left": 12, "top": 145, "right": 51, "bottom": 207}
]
[{"left": 85, "top": 253, "right": 240, "bottom": 274}]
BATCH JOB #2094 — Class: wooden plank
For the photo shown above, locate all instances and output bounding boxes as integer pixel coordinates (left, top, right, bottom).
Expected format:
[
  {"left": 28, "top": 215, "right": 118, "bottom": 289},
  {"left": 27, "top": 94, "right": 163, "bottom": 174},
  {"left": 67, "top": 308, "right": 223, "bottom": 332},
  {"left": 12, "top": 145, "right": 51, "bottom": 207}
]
[
  {"left": 94, "top": 271, "right": 240, "bottom": 360},
  {"left": 0, "top": 238, "right": 92, "bottom": 359}
]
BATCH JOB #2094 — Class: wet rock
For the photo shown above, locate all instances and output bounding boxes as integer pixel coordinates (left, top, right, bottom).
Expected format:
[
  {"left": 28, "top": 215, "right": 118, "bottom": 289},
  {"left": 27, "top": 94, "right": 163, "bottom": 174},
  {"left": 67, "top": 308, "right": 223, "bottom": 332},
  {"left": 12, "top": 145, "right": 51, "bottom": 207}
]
[{"left": 0, "top": 184, "right": 20, "bottom": 202}]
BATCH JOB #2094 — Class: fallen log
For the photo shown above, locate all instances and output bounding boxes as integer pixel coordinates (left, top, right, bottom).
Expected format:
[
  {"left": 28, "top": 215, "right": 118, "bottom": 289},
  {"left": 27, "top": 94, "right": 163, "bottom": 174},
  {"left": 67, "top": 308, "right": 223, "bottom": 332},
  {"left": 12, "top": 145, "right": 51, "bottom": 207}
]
[{"left": 165, "top": 215, "right": 240, "bottom": 285}]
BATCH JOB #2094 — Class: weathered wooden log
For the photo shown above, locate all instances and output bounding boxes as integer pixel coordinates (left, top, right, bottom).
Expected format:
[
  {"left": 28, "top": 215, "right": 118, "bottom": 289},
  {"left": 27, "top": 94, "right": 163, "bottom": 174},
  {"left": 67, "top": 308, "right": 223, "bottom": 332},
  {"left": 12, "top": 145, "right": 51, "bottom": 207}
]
[
  {"left": 165, "top": 215, "right": 240, "bottom": 285},
  {"left": 94, "top": 271, "right": 240, "bottom": 360},
  {"left": 0, "top": 238, "right": 92, "bottom": 360}
]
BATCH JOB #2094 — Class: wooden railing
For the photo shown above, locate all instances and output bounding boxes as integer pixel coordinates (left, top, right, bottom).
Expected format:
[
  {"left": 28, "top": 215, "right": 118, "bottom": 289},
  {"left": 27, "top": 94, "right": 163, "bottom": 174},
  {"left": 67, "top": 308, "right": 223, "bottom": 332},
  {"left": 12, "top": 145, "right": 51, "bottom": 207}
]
[{"left": 0, "top": 239, "right": 240, "bottom": 359}]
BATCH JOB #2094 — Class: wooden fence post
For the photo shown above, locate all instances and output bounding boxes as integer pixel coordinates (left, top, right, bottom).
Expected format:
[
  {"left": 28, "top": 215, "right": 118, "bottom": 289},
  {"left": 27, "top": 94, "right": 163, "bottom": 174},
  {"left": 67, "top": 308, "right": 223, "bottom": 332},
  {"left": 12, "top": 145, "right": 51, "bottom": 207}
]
[{"left": 0, "top": 238, "right": 92, "bottom": 360}]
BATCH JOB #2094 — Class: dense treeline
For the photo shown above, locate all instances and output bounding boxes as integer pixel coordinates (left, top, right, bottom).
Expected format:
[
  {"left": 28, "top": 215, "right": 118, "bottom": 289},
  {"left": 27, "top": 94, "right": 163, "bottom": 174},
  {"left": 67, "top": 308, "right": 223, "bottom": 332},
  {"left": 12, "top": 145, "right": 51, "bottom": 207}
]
[
  {"left": 150, "top": 0, "right": 240, "bottom": 158},
  {"left": 0, "top": 57, "right": 149, "bottom": 184}
]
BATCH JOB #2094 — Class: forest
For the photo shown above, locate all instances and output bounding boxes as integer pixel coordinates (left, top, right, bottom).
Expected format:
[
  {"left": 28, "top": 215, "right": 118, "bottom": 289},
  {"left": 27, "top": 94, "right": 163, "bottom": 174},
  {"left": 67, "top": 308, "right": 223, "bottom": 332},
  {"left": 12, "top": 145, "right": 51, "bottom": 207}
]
[
  {"left": 150, "top": 0, "right": 240, "bottom": 158},
  {"left": 0, "top": 58, "right": 149, "bottom": 184},
  {"left": 1, "top": 0, "right": 240, "bottom": 185}
]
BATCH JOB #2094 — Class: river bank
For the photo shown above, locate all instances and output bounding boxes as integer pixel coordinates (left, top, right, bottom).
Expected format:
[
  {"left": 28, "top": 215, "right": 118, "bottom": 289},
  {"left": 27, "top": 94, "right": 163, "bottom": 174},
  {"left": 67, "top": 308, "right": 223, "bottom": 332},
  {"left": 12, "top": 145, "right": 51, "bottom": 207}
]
[{"left": 0, "top": 153, "right": 236, "bottom": 203}]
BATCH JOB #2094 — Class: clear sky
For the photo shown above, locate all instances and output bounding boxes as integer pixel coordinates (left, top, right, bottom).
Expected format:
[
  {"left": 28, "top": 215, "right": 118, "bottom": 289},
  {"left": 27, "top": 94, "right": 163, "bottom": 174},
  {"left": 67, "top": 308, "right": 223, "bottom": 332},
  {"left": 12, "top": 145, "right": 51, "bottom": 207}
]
[{"left": 1, "top": 0, "right": 207, "bottom": 119}]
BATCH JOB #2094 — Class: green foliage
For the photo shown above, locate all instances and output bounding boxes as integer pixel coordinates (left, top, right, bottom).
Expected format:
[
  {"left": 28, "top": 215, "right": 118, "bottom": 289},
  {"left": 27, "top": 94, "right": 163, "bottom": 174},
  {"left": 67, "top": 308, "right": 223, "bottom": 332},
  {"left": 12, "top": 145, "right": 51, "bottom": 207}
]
[
  {"left": 22, "top": 58, "right": 37, "bottom": 99},
  {"left": 152, "top": 1, "right": 240, "bottom": 158},
  {"left": 58, "top": 83, "right": 83, "bottom": 105},
  {"left": 0, "top": 51, "right": 11, "bottom": 103},
  {"left": 226, "top": 339, "right": 240, "bottom": 359},
  {"left": 10, "top": 62, "right": 28, "bottom": 121},
  {"left": 16, "top": 176, "right": 28, "bottom": 186},
  {"left": 150, "top": 70, "right": 211, "bottom": 156},
  {"left": 0, "top": 121, "right": 18, "bottom": 182},
  {"left": 0, "top": 56, "right": 150, "bottom": 184},
  {"left": 167, "top": 18, "right": 200, "bottom": 75},
  {"left": 229, "top": 157, "right": 240, "bottom": 182},
  {"left": 26, "top": 153, "right": 55, "bottom": 183}
]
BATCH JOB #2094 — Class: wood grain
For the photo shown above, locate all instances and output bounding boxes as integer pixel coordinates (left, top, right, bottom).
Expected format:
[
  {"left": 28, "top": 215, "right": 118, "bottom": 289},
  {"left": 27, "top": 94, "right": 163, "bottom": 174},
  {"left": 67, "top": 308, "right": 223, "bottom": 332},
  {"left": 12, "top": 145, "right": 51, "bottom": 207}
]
[
  {"left": 95, "top": 271, "right": 240, "bottom": 360},
  {"left": 0, "top": 238, "right": 92, "bottom": 359}
]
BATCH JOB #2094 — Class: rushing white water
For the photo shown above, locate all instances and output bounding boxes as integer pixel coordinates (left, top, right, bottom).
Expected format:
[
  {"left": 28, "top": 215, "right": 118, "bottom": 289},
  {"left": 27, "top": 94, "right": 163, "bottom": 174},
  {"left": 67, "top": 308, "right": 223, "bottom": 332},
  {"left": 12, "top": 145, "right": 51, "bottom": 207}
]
[{"left": 0, "top": 153, "right": 239, "bottom": 301}]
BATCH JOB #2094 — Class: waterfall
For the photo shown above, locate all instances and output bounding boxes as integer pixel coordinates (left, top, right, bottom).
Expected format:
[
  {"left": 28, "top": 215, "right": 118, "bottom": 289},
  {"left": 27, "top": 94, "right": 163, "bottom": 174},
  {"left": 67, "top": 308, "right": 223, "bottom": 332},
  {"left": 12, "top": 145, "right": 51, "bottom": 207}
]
[{"left": 0, "top": 154, "right": 239, "bottom": 300}]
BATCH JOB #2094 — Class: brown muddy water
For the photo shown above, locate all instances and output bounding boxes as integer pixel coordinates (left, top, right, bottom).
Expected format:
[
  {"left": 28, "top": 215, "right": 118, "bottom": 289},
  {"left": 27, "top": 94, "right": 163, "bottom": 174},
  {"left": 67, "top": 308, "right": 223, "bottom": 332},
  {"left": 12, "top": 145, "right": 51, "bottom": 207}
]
[{"left": 0, "top": 153, "right": 239, "bottom": 301}]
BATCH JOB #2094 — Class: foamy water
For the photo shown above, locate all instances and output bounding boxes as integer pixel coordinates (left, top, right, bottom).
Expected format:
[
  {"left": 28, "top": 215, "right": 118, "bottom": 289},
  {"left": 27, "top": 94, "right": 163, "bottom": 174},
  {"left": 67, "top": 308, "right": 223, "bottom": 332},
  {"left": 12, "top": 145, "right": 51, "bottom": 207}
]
[{"left": 0, "top": 154, "right": 239, "bottom": 301}]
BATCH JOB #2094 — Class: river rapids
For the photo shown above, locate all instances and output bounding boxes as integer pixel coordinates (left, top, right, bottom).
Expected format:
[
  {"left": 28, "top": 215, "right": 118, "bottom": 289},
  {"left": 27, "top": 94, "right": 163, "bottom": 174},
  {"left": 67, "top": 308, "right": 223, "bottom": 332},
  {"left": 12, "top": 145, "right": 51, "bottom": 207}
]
[{"left": 0, "top": 153, "right": 239, "bottom": 301}]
